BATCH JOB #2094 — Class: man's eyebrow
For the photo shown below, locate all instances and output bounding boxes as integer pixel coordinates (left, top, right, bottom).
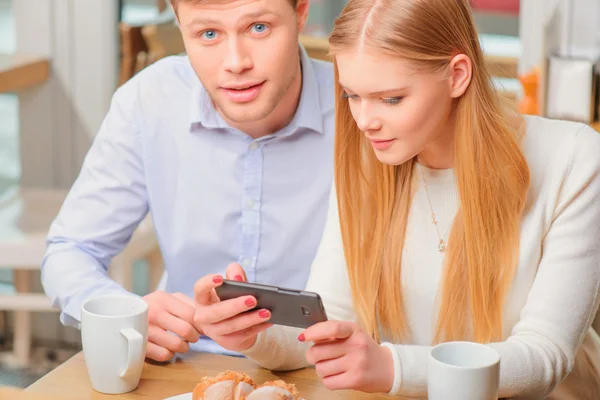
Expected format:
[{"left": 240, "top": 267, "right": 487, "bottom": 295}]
[{"left": 186, "top": 9, "right": 278, "bottom": 29}]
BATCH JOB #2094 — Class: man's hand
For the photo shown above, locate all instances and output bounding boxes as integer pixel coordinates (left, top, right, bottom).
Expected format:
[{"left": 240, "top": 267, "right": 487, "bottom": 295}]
[{"left": 143, "top": 291, "right": 201, "bottom": 361}]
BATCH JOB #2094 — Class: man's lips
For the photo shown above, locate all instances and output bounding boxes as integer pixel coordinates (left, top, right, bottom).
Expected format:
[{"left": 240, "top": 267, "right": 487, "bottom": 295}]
[{"left": 220, "top": 81, "right": 266, "bottom": 103}]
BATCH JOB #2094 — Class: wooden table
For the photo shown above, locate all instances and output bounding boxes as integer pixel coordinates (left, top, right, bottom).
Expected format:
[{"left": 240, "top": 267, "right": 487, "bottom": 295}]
[
  {"left": 0, "top": 53, "right": 50, "bottom": 93},
  {"left": 26, "top": 352, "right": 398, "bottom": 399},
  {"left": 592, "top": 122, "right": 600, "bottom": 133},
  {"left": 0, "top": 386, "right": 63, "bottom": 400}
]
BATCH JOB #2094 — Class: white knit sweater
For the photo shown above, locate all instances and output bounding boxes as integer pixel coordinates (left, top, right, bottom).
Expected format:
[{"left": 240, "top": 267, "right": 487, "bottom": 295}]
[{"left": 242, "top": 116, "right": 600, "bottom": 399}]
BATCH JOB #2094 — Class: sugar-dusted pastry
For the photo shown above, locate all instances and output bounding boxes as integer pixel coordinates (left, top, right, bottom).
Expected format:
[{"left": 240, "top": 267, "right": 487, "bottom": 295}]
[
  {"left": 242, "top": 380, "right": 301, "bottom": 400},
  {"left": 192, "top": 371, "right": 257, "bottom": 400}
]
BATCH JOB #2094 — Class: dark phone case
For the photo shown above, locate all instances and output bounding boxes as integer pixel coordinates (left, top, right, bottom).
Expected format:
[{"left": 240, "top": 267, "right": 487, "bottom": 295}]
[{"left": 215, "top": 280, "right": 328, "bottom": 329}]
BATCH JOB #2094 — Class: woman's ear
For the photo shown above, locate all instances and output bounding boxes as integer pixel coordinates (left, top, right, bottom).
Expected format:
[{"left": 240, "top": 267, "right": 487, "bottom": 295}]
[{"left": 448, "top": 54, "right": 473, "bottom": 98}]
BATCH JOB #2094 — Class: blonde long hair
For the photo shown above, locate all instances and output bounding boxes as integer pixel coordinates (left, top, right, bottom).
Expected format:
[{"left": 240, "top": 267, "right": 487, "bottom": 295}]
[{"left": 330, "top": 0, "right": 530, "bottom": 344}]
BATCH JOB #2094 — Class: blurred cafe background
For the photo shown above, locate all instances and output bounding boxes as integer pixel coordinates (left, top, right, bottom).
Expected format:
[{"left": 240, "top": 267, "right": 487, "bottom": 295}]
[{"left": 0, "top": 0, "right": 599, "bottom": 389}]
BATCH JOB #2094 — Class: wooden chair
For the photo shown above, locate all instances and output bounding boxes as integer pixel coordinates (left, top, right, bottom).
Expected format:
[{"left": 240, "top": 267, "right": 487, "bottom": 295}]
[
  {"left": 141, "top": 22, "right": 185, "bottom": 64},
  {"left": 0, "top": 187, "right": 163, "bottom": 367},
  {"left": 118, "top": 22, "right": 150, "bottom": 87},
  {"left": 119, "top": 12, "right": 184, "bottom": 86}
]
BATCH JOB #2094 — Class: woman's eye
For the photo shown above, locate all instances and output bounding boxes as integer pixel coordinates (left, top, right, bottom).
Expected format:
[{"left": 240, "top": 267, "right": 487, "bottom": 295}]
[
  {"left": 250, "top": 23, "right": 269, "bottom": 34},
  {"left": 343, "top": 93, "right": 359, "bottom": 100},
  {"left": 383, "top": 97, "right": 403, "bottom": 105},
  {"left": 201, "top": 30, "right": 219, "bottom": 40}
]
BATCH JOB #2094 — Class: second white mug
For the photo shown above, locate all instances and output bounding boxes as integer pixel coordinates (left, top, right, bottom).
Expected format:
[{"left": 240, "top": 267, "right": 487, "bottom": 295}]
[{"left": 428, "top": 341, "right": 500, "bottom": 400}]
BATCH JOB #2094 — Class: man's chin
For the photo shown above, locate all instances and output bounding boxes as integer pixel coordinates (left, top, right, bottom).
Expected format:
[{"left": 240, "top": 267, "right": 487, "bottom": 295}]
[{"left": 217, "top": 103, "right": 274, "bottom": 125}]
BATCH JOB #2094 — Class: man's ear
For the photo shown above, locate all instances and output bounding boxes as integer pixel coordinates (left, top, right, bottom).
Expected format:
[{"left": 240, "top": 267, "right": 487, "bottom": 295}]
[
  {"left": 169, "top": 0, "right": 181, "bottom": 24},
  {"left": 295, "top": 0, "right": 310, "bottom": 33}
]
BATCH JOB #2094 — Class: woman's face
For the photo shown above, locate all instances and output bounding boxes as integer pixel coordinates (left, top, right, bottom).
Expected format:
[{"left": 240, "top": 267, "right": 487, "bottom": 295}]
[{"left": 336, "top": 50, "right": 463, "bottom": 167}]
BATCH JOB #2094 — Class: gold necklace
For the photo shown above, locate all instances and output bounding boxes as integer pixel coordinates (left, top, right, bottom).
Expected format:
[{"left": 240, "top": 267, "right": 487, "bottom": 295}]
[{"left": 419, "top": 168, "right": 452, "bottom": 252}]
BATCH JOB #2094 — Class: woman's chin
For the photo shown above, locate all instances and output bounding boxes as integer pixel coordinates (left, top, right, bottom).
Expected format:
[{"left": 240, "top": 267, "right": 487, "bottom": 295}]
[{"left": 373, "top": 151, "right": 412, "bottom": 166}]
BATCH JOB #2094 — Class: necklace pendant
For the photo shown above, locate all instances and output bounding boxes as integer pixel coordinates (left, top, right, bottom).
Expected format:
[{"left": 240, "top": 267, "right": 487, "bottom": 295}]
[{"left": 437, "top": 240, "right": 446, "bottom": 252}]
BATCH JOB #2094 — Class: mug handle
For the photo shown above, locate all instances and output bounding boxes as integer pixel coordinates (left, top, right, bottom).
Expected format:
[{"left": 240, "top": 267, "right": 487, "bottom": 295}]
[{"left": 119, "top": 328, "right": 144, "bottom": 379}]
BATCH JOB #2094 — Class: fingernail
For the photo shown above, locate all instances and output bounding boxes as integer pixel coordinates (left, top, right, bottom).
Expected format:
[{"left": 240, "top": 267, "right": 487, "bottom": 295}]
[
  {"left": 297, "top": 333, "right": 305, "bottom": 342},
  {"left": 245, "top": 298, "right": 256, "bottom": 307},
  {"left": 259, "top": 309, "right": 270, "bottom": 318},
  {"left": 234, "top": 275, "right": 243, "bottom": 282},
  {"left": 213, "top": 276, "right": 223, "bottom": 284}
]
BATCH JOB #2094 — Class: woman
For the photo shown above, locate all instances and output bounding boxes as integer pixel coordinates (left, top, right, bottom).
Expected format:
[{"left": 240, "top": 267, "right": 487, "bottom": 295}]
[{"left": 195, "top": 0, "right": 600, "bottom": 398}]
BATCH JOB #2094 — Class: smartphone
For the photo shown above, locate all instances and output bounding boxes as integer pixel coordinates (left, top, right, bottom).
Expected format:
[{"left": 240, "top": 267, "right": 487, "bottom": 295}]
[{"left": 215, "top": 279, "right": 328, "bottom": 329}]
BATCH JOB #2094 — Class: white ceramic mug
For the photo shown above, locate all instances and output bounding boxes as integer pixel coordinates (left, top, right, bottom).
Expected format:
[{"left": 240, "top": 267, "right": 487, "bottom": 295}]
[
  {"left": 81, "top": 295, "right": 148, "bottom": 394},
  {"left": 428, "top": 341, "right": 500, "bottom": 400}
]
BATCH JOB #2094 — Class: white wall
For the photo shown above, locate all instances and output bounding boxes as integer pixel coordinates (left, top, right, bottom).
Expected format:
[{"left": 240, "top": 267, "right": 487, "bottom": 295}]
[
  {"left": 14, "top": 0, "right": 119, "bottom": 189},
  {"left": 520, "top": 0, "right": 600, "bottom": 74},
  {"left": 519, "top": 0, "right": 561, "bottom": 74},
  {"left": 568, "top": 0, "right": 600, "bottom": 59}
]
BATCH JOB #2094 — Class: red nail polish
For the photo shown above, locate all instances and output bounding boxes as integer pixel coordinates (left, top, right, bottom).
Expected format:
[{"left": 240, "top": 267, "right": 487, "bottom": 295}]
[
  {"left": 213, "top": 276, "right": 223, "bottom": 284},
  {"left": 245, "top": 298, "right": 256, "bottom": 307},
  {"left": 259, "top": 309, "right": 270, "bottom": 318},
  {"left": 234, "top": 275, "right": 243, "bottom": 282},
  {"left": 297, "top": 333, "right": 305, "bottom": 342}
]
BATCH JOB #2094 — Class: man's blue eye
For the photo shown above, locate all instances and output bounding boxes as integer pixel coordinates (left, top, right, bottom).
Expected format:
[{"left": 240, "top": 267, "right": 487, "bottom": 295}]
[
  {"left": 251, "top": 24, "right": 268, "bottom": 34},
  {"left": 202, "top": 30, "right": 218, "bottom": 40}
]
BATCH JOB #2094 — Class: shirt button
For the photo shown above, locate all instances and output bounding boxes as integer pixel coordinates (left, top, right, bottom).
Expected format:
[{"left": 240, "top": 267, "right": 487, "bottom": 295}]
[
  {"left": 249, "top": 142, "right": 258, "bottom": 151},
  {"left": 246, "top": 199, "right": 255, "bottom": 209},
  {"left": 242, "top": 259, "right": 251, "bottom": 268}
]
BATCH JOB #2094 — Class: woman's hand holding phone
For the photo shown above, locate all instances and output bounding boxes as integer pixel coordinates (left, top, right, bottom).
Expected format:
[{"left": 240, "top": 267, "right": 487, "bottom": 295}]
[{"left": 193, "top": 263, "right": 273, "bottom": 352}]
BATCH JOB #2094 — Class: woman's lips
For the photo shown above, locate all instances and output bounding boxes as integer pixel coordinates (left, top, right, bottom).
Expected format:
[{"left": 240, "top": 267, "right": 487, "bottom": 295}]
[{"left": 370, "top": 138, "right": 396, "bottom": 150}]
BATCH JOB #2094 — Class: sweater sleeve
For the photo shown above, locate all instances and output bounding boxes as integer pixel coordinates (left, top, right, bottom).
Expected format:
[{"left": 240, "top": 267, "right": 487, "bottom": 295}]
[
  {"left": 385, "top": 125, "right": 600, "bottom": 399},
  {"left": 242, "top": 186, "right": 356, "bottom": 370}
]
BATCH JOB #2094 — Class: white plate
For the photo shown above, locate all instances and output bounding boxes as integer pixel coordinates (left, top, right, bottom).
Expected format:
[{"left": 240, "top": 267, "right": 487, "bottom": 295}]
[{"left": 164, "top": 394, "right": 192, "bottom": 400}]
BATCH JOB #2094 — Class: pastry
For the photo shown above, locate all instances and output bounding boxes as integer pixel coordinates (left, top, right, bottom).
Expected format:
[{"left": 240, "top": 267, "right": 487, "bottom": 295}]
[
  {"left": 192, "top": 371, "right": 257, "bottom": 400},
  {"left": 242, "top": 380, "right": 301, "bottom": 400}
]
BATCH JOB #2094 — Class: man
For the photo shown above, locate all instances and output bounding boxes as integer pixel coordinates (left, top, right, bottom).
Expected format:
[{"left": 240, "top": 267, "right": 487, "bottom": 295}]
[{"left": 41, "top": 0, "right": 334, "bottom": 361}]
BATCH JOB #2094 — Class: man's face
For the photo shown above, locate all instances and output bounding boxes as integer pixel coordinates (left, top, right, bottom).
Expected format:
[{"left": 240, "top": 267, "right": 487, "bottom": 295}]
[{"left": 177, "top": 0, "right": 307, "bottom": 125}]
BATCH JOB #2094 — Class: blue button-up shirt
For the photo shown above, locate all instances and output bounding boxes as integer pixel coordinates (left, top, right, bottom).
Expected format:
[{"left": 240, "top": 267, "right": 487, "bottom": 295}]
[{"left": 42, "top": 46, "right": 335, "bottom": 354}]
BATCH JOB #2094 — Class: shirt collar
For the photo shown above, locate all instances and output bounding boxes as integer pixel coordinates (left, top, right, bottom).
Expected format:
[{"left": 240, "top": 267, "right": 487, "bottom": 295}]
[
  {"left": 189, "top": 43, "right": 325, "bottom": 136},
  {"left": 189, "top": 75, "right": 228, "bottom": 130}
]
